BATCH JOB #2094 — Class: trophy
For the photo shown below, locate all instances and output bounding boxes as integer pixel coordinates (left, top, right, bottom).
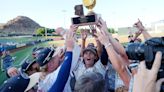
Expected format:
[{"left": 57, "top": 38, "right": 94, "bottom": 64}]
[
  {"left": 83, "top": 0, "right": 96, "bottom": 13},
  {"left": 71, "top": 0, "right": 98, "bottom": 26}
]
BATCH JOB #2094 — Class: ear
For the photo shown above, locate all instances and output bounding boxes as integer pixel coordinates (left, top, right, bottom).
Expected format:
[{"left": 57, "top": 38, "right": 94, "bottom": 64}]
[
  {"left": 94, "top": 55, "right": 98, "bottom": 61},
  {"left": 59, "top": 56, "right": 65, "bottom": 63}
]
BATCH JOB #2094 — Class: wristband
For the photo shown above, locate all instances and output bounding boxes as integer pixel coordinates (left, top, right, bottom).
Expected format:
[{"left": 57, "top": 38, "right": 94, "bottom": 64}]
[{"left": 104, "top": 42, "right": 111, "bottom": 48}]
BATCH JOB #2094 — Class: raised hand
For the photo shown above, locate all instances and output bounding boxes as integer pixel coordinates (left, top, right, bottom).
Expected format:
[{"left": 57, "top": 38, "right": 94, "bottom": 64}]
[
  {"left": 95, "top": 18, "right": 111, "bottom": 47},
  {"left": 133, "top": 51, "right": 162, "bottom": 92},
  {"left": 69, "top": 25, "right": 78, "bottom": 33},
  {"left": 133, "top": 19, "right": 145, "bottom": 32},
  {"left": 65, "top": 30, "right": 75, "bottom": 51},
  {"left": 80, "top": 29, "right": 88, "bottom": 40},
  {"left": 133, "top": 19, "right": 152, "bottom": 40}
]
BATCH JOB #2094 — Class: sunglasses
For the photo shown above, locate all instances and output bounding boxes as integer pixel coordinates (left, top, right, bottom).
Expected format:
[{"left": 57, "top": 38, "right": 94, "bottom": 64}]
[{"left": 128, "top": 35, "right": 133, "bottom": 38}]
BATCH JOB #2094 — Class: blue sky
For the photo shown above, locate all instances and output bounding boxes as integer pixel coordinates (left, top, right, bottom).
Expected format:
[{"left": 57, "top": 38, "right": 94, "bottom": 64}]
[{"left": 0, "top": 0, "right": 164, "bottom": 29}]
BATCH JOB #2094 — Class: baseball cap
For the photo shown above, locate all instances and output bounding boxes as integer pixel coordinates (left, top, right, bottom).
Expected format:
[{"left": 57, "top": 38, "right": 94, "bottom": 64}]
[
  {"left": 1, "top": 48, "right": 6, "bottom": 52},
  {"left": 87, "top": 43, "right": 95, "bottom": 47},
  {"left": 0, "top": 72, "right": 41, "bottom": 92},
  {"left": 32, "top": 47, "right": 45, "bottom": 53},
  {"left": 83, "top": 46, "right": 97, "bottom": 56},
  {"left": 20, "top": 59, "right": 36, "bottom": 72},
  {"left": 35, "top": 47, "right": 55, "bottom": 66},
  {"left": 0, "top": 72, "right": 29, "bottom": 92}
]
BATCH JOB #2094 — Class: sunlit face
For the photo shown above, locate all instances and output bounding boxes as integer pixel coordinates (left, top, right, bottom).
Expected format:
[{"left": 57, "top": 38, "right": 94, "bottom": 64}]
[
  {"left": 83, "top": 50, "right": 96, "bottom": 68},
  {"left": 47, "top": 55, "right": 61, "bottom": 73}
]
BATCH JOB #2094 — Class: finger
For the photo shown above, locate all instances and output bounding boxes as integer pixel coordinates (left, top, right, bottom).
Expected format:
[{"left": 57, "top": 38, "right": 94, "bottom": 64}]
[
  {"left": 156, "top": 78, "right": 164, "bottom": 92},
  {"left": 70, "top": 25, "right": 73, "bottom": 31},
  {"left": 96, "top": 29, "right": 103, "bottom": 35},
  {"left": 139, "top": 61, "right": 146, "bottom": 70},
  {"left": 75, "top": 25, "right": 79, "bottom": 29},
  {"left": 74, "top": 25, "right": 78, "bottom": 32},
  {"left": 94, "top": 33, "right": 99, "bottom": 37},
  {"left": 99, "top": 17, "right": 103, "bottom": 24},
  {"left": 70, "top": 31, "right": 74, "bottom": 38},
  {"left": 96, "top": 22, "right": 101, "bottom": 29},
  {"left": 97, "top": 22, "right": 102, "bottom": 27},
  {"left": 101, "top": 29, "right": 106, "bottom": 36},
  {"left": 151, "top": 51, "right": 162, "bottom": 73},
  {"left": 13, "top": 71, "right": 18, "bottom": 76},
  {"left": 10, "top": 72, "right": 15, "bottom": 77},
  {"left": 96, "top": 26, "right": 100, "bottom": 32},
  {"left": 95, "top": 32, "right": 101, "bottom": 38},
  {"left": 59, "top": 49, "right": 64, "bottom": 57},
  {"left": 70, "top": 25, "right": 76, "bottom": 32},
  {"left": 133, "top": 23, "right": 137, "bottom": 27},
  {"left": 61, "top": 49, "right": 65, "bottom": 56},
  {"left": 68, "top": 31, "right": 73, "bottom": 39},
  {"left": 73, "top": 25, "right": 76, "bottom": 30},
  {"left": 103, "top": 28, "right": 109, "bottom": 35},
  {"left": 66, "top": 31, "right": 70, "bottom": 39},
  {"left": 68, "top": 31, "right": 71, "bottom": 39}
]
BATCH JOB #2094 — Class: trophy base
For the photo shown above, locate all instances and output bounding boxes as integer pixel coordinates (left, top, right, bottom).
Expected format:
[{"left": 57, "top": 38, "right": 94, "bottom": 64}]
[
  {"left": 87, "top": 11, "right": 96, "bottom": 15},
  {"left": 71, "top": 14, "right": 98, "bottom": 26}
]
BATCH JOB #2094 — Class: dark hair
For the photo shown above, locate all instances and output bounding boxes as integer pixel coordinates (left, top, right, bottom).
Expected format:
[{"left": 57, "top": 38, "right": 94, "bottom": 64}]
[{"left": 74, "top": 72, "right": 105, "bottom": 92}]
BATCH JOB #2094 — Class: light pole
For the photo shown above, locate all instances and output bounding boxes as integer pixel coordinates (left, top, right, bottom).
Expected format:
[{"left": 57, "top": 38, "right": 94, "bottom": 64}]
[
  {"left": 45, "top": 27, "right": 47, "bottom": 39},
  {"left": 62, "top": 10, "right": 66, "bottom": 28}
]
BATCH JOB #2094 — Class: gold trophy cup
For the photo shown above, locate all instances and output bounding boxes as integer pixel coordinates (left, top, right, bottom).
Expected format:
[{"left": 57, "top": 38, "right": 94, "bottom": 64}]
[{"left": 83, "top": 0, "right": 96, "bottom": 13}]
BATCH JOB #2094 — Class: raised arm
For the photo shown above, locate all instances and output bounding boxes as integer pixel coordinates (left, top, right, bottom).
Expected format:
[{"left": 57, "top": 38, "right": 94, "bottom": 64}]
[
  {"left": 134, "top": 19, "right": 152, "bottom": 40},
  {"left": 94, "top": 37, "right": 103, "bottom": 58},
  {"left": 96, "top": 18, "right": 130, "bottom": 87},
  {"left": 108, "top": 33, "right": 129, "bottom": 65},
  {"left": 133, "top": 52, "right": 162, "bottom": 92},
  {"left": 90, "top": 25, "right": 103, "bottom": 58},
  {"left": 94, "top": 23, "right": 129, "bottom": 65},
  {"left": 48, "top": 30, "right": 75, "bottom": 92},
  {"left": 80, "top": 29, "right": 88, "bottom": 56}
]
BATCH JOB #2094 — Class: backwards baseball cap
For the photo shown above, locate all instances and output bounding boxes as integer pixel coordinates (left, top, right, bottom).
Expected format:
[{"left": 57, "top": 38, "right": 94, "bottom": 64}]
[
  {"left": 83, "top": 46, "right": 97, "bottom": 56},
  {"left": 32, "top": 47, "right": 45, "bottom": 53},
  {"left": 87, "top": 43, "right": 95, "bottom": 47},
  {"left": 35, "top": 47, "right": 55, "bottom": 67},
  {"left": 0, "top": 72, "right": 41, "bottom": 92}
]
